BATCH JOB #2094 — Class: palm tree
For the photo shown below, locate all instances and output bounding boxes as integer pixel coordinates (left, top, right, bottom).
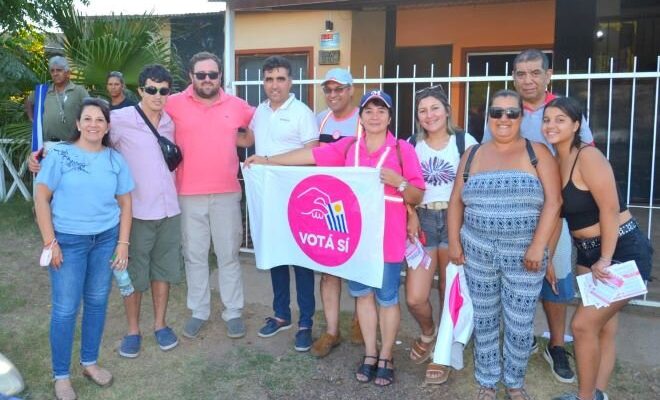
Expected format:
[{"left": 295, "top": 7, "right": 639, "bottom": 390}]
[{"left": 49, "top": 5, "right": 181, "bottom": 96}]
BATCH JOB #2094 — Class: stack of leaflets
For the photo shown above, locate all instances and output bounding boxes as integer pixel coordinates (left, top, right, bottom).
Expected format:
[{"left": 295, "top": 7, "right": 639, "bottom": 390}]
[
  {"left": 576, "top": 260, "right": 648, "bottom": 308},
  {"left": 405, "top": 237, "right": 431, "bottom": 270}
]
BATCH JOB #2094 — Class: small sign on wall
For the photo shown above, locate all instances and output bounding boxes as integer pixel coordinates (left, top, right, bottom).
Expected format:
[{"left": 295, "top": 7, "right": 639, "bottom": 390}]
[
  {"left": 319, "top": 50, "right": 340, "bottom": 65},
  {"left": 320, "top": 32, "right": 340, "bottom": 50}
]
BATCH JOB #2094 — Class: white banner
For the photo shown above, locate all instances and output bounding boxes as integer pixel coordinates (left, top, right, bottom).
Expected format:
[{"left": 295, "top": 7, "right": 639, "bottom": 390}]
[{"left": 242, "top": 165, "right": 385, "bottom": 288}]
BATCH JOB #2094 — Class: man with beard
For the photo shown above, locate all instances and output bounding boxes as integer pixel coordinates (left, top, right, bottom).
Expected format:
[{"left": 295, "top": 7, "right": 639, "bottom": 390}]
[{"left": 165, "top": 52, "right": 255, "bottom": 340}]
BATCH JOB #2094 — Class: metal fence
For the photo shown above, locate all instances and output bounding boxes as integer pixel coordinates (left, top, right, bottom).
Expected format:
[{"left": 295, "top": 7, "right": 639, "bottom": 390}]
[{"left": 231, "top": 56, "right": 660, "bottom": 307}]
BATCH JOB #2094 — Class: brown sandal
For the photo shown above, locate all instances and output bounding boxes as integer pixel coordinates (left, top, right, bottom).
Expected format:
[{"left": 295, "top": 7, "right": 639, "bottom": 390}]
[
  {"left": 82, "top": 366, "right": 113, "bottom": 388},
  {"left": 409, "top": 327, "right": 437, "bottom": 364},
  {"left": 424, "top": 362, "right": 450, "bottom": 385},
  {"left": 474, "top": 386, "right": 497, "bottom": 400},
  {"left": 505, "top": 387, "right": 533, "bottom": 400},
  {"left": 54, "top": 379, "right": 77, "bottom": 400}
]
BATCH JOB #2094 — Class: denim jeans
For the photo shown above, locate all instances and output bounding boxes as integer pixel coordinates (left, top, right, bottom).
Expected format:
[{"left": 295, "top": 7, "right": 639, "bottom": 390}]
[
  {"left": 270, "top": 265, "right": 315, "bottom": 329},
  {"left": 50, "top": 225, "right": 118, "bottom": 379}
]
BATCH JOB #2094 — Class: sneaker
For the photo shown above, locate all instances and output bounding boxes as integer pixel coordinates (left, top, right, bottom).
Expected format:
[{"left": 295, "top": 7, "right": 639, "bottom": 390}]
[
  {"left": 154, "top": 326, "right": 179, "bottom": 351},
  {"left": 530, "top": 336, "right": 538, "bottom": 354},
  {"left": 310, "top": 332, "right": 341, "bottom": 358},
  {"left": 294, "top": 328, "right": 312, "bottom": 352},
  {"left": 257, "top": 317, "right": 292, "bottom": 338},
  {"left": 226, "top": 317, "right": 246, "bottom": 339},
  {"left": 183, "top": 317, "right": 206, "bottom": 339},
  {"left": 595, "top": 389, "right": 609, "bottom": 400},
  {"left": 543, "top": 344, "right": 576, "bottom": 383},
  {"left": 118, "top": 334, "right": 141, "bottom": 358}
]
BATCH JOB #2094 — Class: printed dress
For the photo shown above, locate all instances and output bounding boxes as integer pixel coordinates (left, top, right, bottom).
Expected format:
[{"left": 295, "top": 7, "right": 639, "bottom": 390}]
[{"left": 461, "top": 170, "right": 546, "bottom": 389}]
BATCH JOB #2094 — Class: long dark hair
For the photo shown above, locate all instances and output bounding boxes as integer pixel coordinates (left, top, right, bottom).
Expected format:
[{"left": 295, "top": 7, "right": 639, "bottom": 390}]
[
  {"left": 69, "top": 97, "right": 112, "bottom": 147},
  {"left": 544, "top": 97, "right": 583, "bottom": 149}
]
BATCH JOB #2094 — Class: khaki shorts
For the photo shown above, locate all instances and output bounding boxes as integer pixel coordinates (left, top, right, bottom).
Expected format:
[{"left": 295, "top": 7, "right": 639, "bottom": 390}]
[{"left": 128, "top": 215, "right": 184, "bottom": 292}]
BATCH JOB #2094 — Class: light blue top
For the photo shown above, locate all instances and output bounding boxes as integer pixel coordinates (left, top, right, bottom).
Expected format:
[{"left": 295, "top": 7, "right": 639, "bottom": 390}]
[{"left": 36, "top": 143, "right": 135, "bottom": 235}]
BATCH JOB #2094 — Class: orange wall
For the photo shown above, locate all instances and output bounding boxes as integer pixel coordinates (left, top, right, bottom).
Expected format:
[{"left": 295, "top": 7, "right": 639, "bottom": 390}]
[
  {"left": 397, "top": 1, "right": 555, "bottom": 66},
  {"left": 397, "top": 1, "right": 555, "bottom": 116}
]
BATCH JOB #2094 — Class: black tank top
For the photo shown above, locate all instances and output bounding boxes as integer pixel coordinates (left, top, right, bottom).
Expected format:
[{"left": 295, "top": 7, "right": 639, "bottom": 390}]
[{"left": 561, "top": 146, "right": 627, "bottom": 230}]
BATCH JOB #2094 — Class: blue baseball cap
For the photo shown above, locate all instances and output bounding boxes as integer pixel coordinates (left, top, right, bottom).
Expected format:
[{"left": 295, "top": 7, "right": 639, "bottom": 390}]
[
  {"left": 322, "top": 68, "right": 353, "bottom": 86},
  {"left": 359, "top": 90, "right": 393, "bottom": 109}
]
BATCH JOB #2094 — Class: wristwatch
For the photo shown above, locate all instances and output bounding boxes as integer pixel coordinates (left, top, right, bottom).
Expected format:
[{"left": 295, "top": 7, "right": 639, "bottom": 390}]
[{"left": 397, "top": 180, "right": 408, "bottom": 193}]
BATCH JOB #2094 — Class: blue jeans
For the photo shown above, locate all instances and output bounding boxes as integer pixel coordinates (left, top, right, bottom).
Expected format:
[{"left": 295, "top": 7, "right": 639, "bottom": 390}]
[
  {"left": 50, "top": 225, "right": 118, "bottom": 379},
  {"left": 270, "top": 265, "right": 315, "bottom": 329}
]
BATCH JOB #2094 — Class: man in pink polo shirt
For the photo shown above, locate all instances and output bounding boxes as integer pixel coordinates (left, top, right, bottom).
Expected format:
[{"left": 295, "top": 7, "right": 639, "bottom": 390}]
[{"left": 165, "top": 52, "right": 255, "bottom": 339}]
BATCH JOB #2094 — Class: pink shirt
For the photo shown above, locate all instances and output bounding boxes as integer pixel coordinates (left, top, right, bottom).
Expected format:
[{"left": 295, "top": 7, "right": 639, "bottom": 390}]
[
  {"left": 165, "top": 86, "right": 255, "bottom": 195},
  {"left": 312, "top": 132, "right": 425, "bottom": 262},
  {"left": 109, "top": 106, "right": 180, "bottom": 220}
]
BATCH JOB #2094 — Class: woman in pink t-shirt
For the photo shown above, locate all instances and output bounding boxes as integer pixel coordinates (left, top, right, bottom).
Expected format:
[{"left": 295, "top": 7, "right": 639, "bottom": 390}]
[{"left": 246, "top": 90, "right": 425, "bottom": 387}]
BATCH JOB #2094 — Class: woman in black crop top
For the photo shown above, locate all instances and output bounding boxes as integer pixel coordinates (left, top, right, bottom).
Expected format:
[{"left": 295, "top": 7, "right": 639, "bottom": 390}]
[{"left": 542, "top": 97, "right": 652, "bottom": 400}]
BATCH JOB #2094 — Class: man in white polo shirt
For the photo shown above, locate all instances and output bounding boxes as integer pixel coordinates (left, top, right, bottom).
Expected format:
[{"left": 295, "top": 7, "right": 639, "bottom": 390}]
[{"left": 250, "top": 56, "right": 319, "bottom": 352}]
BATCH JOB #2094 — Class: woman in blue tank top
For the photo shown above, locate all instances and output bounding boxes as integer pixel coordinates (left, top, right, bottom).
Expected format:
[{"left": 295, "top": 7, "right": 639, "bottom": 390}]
[
  {"left": 543, "top": 97, "right": 652, "bottom": 400},
  {"left": 447, "top": 90, "right": 562, "bottom": 400}
]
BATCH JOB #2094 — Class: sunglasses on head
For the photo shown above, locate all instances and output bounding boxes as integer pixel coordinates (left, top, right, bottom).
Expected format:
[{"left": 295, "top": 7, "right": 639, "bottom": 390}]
[
  {"left": 322, "top": 85, "right": 349, "bottom": 95},
  {"left": 194, "top": 71, "right": 220, "bottom": 80},
  {"left": 141, "top": 86, "right": 171, "bottom": 96},
  {"left": 488, "top": 107, "right": 521, "bottom": 119},
  {"left": 415, "top": 84, "right": 446, "bottom": 96}
]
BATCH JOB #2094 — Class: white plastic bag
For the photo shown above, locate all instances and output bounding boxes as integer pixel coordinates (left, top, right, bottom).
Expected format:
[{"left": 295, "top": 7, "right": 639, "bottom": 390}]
[{"left": 431, "top": 262, "right": 474, "bottom": 370}]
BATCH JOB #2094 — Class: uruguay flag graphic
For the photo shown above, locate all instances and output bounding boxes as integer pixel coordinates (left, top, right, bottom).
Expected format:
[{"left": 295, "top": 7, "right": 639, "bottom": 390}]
[{"left": 325, "top": 200, "right": 348, "bottom": 233}]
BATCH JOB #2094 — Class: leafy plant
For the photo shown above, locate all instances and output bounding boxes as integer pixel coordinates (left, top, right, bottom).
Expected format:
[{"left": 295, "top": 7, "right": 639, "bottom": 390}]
[{"left": 49, "top": 6, "right": 182, "bottom": 95}]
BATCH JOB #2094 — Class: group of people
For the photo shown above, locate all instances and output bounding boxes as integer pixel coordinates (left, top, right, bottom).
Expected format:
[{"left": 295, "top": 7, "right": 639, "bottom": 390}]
[{"left": 25, "top": 48, "right": 652, "bottom": 400}]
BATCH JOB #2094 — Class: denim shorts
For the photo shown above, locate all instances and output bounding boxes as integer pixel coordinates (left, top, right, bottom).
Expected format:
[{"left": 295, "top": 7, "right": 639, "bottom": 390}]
[
  {"left": 575, "top": 224, "right": 653, "bottom": 281},
  {"left": 417, "top": 208, "right": 448, "bottom": 249},
  {"left": 348, "top": 262, "right": 402, "bottom": 307},
  {"left": 540, "top": 221, "right": 575, "bottom": 303}
]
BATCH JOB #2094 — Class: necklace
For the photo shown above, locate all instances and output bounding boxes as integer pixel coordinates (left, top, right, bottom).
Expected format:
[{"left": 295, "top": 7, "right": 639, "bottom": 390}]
[{"left": 54, "top": 89, "right": 67, "bottom": 124}]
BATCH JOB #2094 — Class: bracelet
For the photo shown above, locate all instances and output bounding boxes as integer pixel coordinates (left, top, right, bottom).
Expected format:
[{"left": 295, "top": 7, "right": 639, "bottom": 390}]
[
  {"left": 43, "top": 238, "right": 57, "bottom": 248},
  {"left": 117, "top": 240, "right": 130, "bottom": 245}
]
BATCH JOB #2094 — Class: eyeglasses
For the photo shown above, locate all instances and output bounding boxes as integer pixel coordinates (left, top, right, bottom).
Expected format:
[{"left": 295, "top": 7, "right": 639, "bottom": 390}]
[
  {"left": 415, "top": 84, "right": 446, "bottom": 97},
  {"left": 193, "top": 71, "right": 220, "bottom": 80},
  {"left": 322, "top": 85, "right": 349, "bottom": 95},
  {"left": 141, "top": 86, "right": 171, "bottom": 96},
  {"left": 488, "top": 107, "right": 522, "bottom": 119}
]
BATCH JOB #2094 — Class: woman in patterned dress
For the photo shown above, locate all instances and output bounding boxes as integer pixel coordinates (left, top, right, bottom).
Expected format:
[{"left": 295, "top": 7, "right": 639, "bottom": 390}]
[{"left": 447, "top": 89, "right": 561, "bottom": 400}]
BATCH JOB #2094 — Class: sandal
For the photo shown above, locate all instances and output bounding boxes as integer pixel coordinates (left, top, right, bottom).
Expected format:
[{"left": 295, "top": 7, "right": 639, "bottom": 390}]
[
  {"left": 355, "top": 355, "right": 378, "bottom": 383},
  {"left": 81, "top": 365, "right": 113, "bottom": 388},
  {"left": 424, "top": 362, "right": 450, "bottom": 385},
  {"left": 54, "top": 379, "right": 77, "bottom": 400},
  {"left": 506, "top": 387, "right": 533, "bottom": 400},
  {"left": 409, "top": 327, "right": 437, "bottom": 364},
  {"left": 475, "top": 386, "right": 497, "bottom": 400},
  {"left": 374, "top": 358, "right": 394, "bottom": 387}
]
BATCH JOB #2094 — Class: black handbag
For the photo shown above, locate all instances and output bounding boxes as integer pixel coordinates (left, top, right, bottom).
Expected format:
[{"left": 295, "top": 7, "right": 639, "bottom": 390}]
[{"left": 134, "top": 105, "right": 183, "bottom": 171}]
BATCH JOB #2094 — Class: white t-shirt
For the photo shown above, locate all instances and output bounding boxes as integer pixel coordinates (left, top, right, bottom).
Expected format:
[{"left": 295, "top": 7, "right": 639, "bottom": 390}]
[
  {"left": 250, "top": 93, "right": 319, "bottom": 156},
  {"left": 415, "top": 133, "right": 478, "bottom": 203}
]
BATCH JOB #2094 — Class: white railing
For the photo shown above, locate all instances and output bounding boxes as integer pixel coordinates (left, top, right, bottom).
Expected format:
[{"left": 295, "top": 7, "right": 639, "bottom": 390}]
[{"left": 231, "top": 56, "right": 660, "bottom": 307}]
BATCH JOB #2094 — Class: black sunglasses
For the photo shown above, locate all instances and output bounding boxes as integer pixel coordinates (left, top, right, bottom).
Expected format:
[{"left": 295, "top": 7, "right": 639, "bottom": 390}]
[
  {"left": 141, "top": 86, "right": 171, "bottom": 96},
  {"left": 488, "top": 107, "right": 521, "bottom": 119},
  {"left": 194, "top": 71, "right": 220, "bottom": 80}
]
